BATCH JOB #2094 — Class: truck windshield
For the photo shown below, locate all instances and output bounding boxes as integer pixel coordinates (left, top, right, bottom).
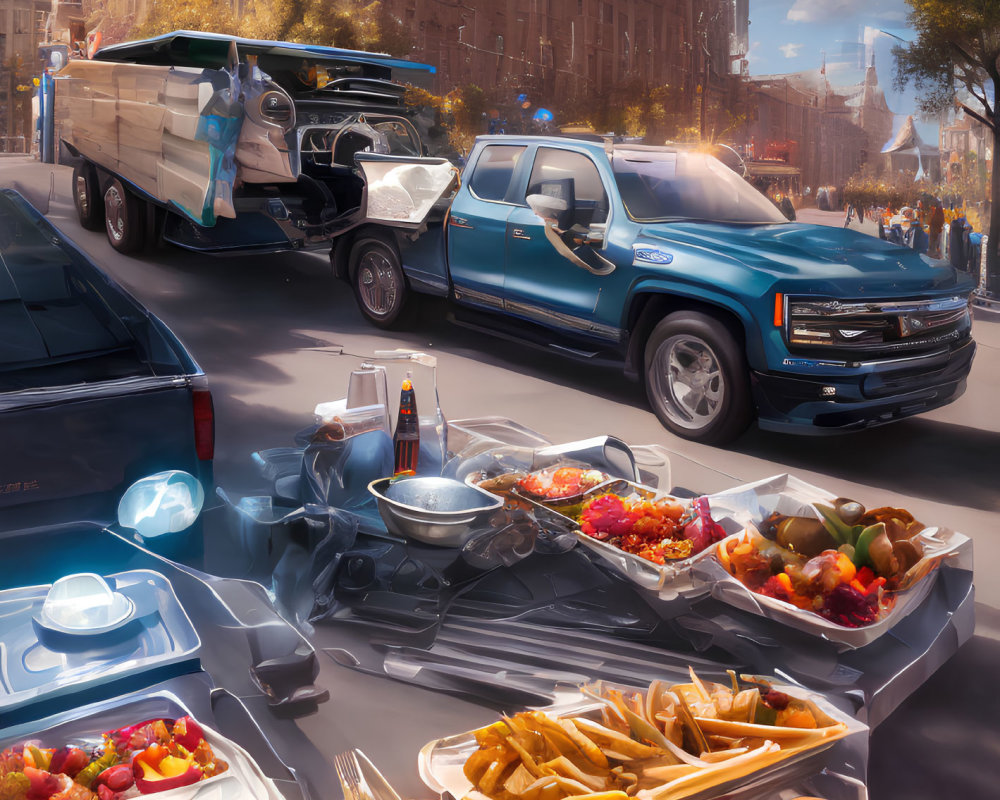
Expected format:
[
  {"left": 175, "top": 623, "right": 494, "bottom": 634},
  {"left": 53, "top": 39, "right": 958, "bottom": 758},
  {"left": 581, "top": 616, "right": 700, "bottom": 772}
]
[{"left": 612, "top": 150, "right": 788, "bottom": 224}]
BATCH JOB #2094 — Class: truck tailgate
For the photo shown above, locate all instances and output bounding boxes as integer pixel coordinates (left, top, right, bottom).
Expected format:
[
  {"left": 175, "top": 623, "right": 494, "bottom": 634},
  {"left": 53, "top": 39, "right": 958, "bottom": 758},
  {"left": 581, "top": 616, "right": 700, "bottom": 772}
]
[{"left": 0, "top": 376, "right": 206, "bottom": 528}]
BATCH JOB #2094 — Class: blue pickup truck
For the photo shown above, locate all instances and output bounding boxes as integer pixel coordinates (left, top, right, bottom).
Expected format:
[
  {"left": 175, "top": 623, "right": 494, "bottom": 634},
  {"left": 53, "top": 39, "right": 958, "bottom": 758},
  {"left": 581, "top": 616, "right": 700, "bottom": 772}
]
[{"left": 336, "top": 136, "right": 976, "bottom": 444}]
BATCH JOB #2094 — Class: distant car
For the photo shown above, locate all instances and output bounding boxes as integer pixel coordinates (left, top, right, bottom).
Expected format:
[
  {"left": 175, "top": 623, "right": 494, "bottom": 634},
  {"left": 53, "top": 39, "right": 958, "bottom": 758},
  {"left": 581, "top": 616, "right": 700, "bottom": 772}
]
[{"left": 0, "top": 188, "right": 213, "bottom": 532}]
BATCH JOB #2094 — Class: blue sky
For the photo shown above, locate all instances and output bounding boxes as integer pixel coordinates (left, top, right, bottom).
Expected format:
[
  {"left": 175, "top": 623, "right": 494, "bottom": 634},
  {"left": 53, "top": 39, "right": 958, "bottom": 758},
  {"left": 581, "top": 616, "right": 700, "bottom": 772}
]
[{"left": 747, "top": 0, "right": 933, "bottom": 144}]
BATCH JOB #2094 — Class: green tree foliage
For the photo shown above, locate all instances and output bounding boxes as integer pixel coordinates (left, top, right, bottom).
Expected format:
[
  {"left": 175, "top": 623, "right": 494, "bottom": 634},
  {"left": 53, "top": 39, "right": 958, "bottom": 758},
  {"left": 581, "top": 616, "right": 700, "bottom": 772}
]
[{"left": 893, "top": 0, "right": 1000, "bottom": 287}]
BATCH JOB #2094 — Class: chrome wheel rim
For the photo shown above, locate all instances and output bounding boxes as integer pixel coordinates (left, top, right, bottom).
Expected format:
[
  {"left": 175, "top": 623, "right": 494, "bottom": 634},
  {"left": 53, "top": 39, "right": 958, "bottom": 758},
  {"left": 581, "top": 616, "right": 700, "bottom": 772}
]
[
  {"left": 75, "top": 175, "right": 90, "bottom": 217},
  {"left": 357, "top": 251, "right": 397, "bottom": 317},
  {"left": 649, "top": 335, "right": 725, "bottom": 430},
  {"left": 105, "top": 185, "right": 125, "bottom": 242}
]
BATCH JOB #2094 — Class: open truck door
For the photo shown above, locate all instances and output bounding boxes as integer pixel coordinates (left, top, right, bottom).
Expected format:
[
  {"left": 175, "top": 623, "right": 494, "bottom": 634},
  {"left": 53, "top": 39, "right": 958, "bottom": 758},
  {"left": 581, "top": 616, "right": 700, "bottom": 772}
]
[{"left": 355, "top": 153, "right": 458, "bottom": 230}]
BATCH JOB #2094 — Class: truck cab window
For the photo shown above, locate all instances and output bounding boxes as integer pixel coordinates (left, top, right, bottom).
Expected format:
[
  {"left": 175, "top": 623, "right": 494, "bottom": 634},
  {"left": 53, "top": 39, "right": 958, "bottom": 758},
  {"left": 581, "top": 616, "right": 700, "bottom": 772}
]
[
  {"left": 469, "top": 145, "right": 526, "bottom": 201},
  {"left": 527, "top": 148, "right": 609, "bottom": 228}
]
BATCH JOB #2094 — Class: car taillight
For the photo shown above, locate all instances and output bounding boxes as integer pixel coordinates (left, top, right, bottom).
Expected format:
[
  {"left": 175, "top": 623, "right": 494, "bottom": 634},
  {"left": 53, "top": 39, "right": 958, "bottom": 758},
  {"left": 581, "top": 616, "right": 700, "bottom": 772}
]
[{"left": 192, "top": 389, "right": 215, "bottom": 461}]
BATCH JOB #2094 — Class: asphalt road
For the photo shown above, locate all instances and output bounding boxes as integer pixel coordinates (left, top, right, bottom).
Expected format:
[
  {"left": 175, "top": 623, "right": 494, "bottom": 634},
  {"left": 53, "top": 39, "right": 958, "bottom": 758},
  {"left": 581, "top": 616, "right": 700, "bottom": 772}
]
[{"left": 3, "top": 159, "right": 998, "bottom": 799}]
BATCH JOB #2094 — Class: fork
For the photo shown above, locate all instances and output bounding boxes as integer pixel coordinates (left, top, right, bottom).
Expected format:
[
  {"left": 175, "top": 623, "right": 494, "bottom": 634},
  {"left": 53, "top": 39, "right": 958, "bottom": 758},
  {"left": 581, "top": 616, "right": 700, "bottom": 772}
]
[{"left": 334, "top": 749, "right": 376, "bottom": 800}]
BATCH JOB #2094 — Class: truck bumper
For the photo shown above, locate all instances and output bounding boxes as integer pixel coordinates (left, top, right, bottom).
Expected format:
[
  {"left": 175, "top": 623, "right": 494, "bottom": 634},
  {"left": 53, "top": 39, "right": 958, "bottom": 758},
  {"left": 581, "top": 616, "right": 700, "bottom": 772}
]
[{"left": 751, "top": 338, "right": 976, "bottom": 435}]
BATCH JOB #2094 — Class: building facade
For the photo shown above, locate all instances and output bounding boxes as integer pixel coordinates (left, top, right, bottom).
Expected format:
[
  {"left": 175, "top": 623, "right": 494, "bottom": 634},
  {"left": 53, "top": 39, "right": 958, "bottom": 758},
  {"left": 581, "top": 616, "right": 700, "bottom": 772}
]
[
  {"left": 0, "top": 0, "right": 49, "bottom": 150},
  {"left": 381, "top": 0, "right": 746, "bottom": 134},
  {"left": 744, "top": 63, "right": 896, "bottom": 195}
]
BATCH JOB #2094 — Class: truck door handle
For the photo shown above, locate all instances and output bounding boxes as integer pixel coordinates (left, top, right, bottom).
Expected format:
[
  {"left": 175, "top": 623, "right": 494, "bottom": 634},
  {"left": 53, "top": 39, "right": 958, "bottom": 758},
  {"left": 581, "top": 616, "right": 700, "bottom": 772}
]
[{"left": 512, "top": 228, "right": 531, "bottom": 240}]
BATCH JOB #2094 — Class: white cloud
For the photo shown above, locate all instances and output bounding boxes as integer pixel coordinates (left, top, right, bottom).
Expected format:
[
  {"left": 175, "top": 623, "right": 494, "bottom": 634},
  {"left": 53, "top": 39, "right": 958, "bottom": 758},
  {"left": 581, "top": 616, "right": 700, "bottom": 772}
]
[
  {"left": 746, "top": 40, "right": 763, "bottom": 63},
  {"left": 779, "top": 43, "right": 804, "bottom": 58},
  {"left": 786, "top": 0, "right": 907, "bottom": 24}
]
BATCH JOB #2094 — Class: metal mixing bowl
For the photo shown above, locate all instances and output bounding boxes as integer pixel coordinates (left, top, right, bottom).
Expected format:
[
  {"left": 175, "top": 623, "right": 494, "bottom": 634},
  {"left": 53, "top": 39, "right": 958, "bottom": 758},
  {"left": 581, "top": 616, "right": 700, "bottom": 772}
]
[{"left": 368, "top": 476, "right": 504, "bottom": 547}]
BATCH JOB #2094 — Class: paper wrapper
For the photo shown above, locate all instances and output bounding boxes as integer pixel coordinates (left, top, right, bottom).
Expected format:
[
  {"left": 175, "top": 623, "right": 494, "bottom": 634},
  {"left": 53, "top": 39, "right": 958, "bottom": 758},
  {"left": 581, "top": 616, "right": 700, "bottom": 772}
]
[
  {"left": 694, "top": 474, "right": 973, "bottom": 650},
  {"left": 418, "top": 678, "right": 867, "bottom": 800}
]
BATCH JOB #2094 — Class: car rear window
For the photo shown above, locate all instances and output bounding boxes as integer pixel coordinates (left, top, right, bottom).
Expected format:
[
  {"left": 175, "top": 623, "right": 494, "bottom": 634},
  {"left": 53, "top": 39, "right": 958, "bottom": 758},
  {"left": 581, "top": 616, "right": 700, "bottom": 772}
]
[
  {"left": 0, "top": 191, "right": 187, "bottom": 390},
  {"left": 469, "top": 145, "right": 526, "bottom": 202}
]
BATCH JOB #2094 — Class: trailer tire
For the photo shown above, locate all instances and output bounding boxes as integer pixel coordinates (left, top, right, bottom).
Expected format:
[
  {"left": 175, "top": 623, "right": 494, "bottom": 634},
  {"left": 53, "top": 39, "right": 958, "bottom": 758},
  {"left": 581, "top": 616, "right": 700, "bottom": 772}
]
[
  {"left": 72, "top": 161, "right": 103, "bottom": 231},
  {"left": 103, "top": 178, "right": 145, "bottom": 254},
  {"left": 350, "top": 235, "right": 410, "bottom": 328},
  {"left": 643, "top": 311, "right": 753, "bottom": 444}
]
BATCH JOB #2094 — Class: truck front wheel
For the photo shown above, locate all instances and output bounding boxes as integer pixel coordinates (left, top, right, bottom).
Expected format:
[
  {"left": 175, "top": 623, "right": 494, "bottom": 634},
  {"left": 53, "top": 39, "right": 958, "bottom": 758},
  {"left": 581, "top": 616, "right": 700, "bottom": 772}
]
[
  {"left": 350, "top": 236, "right": 409, "bottom": 328},
  {"left": 643, "top": 311, "right": 753, "bottom": 444},
  {"left": 103, "top": 178, "right": 145, "bottom": 254}
]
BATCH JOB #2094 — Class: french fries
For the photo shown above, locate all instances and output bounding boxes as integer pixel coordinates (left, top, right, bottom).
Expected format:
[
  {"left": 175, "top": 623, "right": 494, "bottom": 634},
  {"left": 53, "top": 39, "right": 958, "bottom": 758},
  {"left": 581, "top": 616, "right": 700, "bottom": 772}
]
[{"left": 462, "top": 672, "right": 848, "bottom": 800}]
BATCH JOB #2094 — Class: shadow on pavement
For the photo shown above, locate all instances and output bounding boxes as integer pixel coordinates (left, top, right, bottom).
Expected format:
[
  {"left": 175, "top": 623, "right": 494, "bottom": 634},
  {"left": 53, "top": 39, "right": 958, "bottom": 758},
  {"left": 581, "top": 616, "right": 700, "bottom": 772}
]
[
  {"left": 733, "top": 418, "right": 1000, "bottom": 513},
  {"left": 868, "top": 603, "right": 1000, "bottom": 800}
]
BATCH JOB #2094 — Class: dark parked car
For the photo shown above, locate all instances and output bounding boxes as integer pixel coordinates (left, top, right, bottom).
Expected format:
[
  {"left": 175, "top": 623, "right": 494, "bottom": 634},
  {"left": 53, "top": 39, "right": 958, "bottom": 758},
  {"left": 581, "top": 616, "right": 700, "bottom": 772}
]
[{"left": 0, "top": 188, "right": 213, "bottom": 533}]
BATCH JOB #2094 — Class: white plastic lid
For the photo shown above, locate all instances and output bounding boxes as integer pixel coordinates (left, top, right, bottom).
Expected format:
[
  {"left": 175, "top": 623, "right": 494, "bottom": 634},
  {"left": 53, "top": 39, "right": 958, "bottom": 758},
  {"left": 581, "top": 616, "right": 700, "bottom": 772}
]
[
  {"left": 40, "top": 573, "right": 133, "bottom": 632},
  {"left": 117, "top": 470, "right": 205, "bottom": 538}
]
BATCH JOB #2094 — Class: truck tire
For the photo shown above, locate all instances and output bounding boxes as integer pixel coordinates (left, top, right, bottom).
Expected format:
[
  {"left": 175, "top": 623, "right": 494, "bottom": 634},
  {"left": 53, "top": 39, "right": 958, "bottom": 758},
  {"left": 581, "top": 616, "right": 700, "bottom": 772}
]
[
  {"left": 350, "top": 235, "right": 409, "bottom": 328},
  {"left": 73, "top": 161, "right": 104, "bottom": 231},
  {"left": 103, "top": 178, "right": 145, "bottom": 254},
  {"left": 643, "top": 311, "right": 753, "bottom": 444}
]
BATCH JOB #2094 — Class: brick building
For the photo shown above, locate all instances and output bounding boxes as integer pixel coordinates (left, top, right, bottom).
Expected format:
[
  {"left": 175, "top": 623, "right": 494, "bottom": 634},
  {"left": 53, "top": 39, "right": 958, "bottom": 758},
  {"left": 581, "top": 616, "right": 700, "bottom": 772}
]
[
  {"left": 744, "top": 62, "right": 895, "bottom": 195},
  {"left": 0, "top": 0, "right": 48, "bottom": 149},
  {"left": 381, "top": 0, "right": 746, "bottom": 133}
]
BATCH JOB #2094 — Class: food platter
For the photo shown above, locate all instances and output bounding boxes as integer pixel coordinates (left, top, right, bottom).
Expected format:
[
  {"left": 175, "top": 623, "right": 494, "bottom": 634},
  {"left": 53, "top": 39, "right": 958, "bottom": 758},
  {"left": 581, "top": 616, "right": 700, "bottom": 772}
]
[
  {"left": 418, "top": 671, "right": 866, "bottom": 800},
  {"left": 693, "top": 475, "right": 973, "bottom": 650},
  {"left": 476, "top": 473, "right": 735, "bottom": 597},
  {"left": 696, "top": 525, "right": 969, "bottom": 650},
  {"left": 0, "top": 570, "right": 201, "bottom": 715},
  {"left": 0, "top": 695, "right": 285, "bottom": 800}
]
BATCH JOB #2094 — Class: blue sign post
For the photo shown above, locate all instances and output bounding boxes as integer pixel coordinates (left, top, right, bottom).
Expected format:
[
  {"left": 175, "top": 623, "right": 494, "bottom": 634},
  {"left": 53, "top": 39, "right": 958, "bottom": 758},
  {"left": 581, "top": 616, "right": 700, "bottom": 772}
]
[{"left": 40, "top": 72, "right": 55, "bottom": 164}]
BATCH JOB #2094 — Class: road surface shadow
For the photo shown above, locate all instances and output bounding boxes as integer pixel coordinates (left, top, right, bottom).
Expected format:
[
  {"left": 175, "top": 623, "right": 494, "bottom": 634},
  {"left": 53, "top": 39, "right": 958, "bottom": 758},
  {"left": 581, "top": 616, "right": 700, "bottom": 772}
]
[
  {"left": 869, "top": 603, "right": 1000, "bottom": 800},
  {"left": 732, "top": 417, "right": 1000, "bottom": 512}
]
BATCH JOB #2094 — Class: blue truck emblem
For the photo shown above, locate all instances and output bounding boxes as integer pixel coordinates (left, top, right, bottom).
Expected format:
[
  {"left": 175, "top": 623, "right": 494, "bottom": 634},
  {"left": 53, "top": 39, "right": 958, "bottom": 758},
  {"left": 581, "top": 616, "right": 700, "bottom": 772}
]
[{"left": 632, "top": 245, "right": 674, "bottom": 265}]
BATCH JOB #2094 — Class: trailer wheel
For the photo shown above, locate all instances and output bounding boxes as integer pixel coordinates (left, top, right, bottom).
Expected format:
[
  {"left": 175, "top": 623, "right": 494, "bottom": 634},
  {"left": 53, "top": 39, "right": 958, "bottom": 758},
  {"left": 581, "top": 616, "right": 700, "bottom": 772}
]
[
  {"left": 72, "top": 161, "right": 103, "bottom": 231},
  {"left": 103, "top": 178, "right": 145, "bottom": 254},
  {"left": 643, "top": 311, "right": 753, "bottom": 444},
  {"left": 350, "top": 235, "right": 409, "bottom": 328}
]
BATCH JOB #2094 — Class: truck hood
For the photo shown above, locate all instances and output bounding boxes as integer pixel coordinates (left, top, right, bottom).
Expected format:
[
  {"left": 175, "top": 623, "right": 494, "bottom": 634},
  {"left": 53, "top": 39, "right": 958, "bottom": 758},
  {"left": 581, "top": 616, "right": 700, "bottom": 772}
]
[{"left": 639, "top": 221, "right": 973, "bottom": 296}]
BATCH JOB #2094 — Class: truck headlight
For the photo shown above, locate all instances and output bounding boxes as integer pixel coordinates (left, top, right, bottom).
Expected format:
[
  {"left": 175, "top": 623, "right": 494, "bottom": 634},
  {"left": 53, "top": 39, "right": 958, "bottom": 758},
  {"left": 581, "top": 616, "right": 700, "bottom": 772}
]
[{"left": 786, "top": 300, "right": 890, "bottom": 347}]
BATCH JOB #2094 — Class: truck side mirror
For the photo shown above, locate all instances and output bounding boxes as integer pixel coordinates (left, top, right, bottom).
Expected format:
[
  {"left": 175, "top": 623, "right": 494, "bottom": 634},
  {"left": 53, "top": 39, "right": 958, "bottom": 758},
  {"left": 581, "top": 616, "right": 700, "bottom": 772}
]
[
  {"left": 527, "top": 195, "right": 615, "bottom": 276},
  {"left": 586, "top": 223, "right": 606, "bottom": 246},
  {"left": 526, "top": 193, "right": 568, "bottom": 223}
]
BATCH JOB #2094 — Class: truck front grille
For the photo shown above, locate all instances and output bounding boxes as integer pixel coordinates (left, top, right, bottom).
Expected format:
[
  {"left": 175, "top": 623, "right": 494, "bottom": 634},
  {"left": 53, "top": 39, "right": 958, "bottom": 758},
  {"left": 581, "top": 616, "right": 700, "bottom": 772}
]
[{"left": 785, "top": 295, "right": 971, "bottom": 358}]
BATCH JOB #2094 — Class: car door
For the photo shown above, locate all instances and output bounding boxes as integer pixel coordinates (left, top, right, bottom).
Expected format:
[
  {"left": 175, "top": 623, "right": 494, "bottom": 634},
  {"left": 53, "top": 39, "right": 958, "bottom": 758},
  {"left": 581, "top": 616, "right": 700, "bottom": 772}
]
[
  {"left": 502, "top": 146, "right": 624, "bottom": 343},
  {"left": 446, "top": 143, "right": 528, "bottom": 311}
]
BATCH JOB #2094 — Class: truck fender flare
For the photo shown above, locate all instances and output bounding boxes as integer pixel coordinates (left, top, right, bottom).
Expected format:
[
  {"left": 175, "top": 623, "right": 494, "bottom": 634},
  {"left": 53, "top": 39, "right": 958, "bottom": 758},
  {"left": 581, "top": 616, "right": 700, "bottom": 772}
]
[
  {"left": 344, "top": 225, "right": 402, "bottom": 280},
  {"left": 624, "top": 290, "right": 763, "bottom": 380}
]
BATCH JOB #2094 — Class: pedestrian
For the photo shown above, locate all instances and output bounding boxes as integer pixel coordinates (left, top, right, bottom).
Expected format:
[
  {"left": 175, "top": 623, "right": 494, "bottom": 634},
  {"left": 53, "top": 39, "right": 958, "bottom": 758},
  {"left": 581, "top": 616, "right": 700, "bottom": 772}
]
[
  {"left": 779, "top": 194, "right": 796, "bottom": 221},
  {"left": 928, "top": 202, "right": 945, "bottom": 258},
  {"left": 910, "top": 221, "right": 929, "bottom": 254},
  {"left": 950, "top": 215, "right": 968, "bottom": 270}
]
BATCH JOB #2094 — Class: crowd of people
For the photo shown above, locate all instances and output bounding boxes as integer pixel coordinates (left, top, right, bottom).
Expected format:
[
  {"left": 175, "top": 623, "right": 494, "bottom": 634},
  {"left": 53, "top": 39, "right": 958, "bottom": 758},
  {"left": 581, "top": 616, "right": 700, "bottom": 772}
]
[{"left": 847, "top": 196, "right": 986, "bottom": 273}]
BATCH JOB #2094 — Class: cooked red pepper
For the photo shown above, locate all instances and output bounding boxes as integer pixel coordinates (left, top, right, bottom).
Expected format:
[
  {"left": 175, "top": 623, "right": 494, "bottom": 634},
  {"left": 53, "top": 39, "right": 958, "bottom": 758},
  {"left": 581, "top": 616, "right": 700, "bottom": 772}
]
[
  {"left": 23, "top": 767, "right": 68, "bottom": 800},
  {"left": 46, "top": 749, "right": 88, "bottom": 779},
  {"left": 91, "top": 765, "right": 133, "bottom": 795},
  {"left": 132, "top": 744, "right": 202, "bottom": 794},
  {"left": 169, "top": 717, "right": 205, "bottom": 753}
]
